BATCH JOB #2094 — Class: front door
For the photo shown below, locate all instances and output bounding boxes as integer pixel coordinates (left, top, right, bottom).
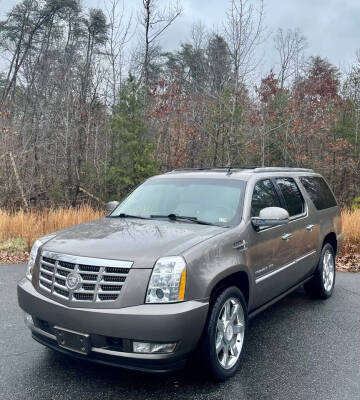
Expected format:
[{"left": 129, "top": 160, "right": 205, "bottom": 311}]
[
  {"left": 248, "top": 176, "right": 318, "bottom": 310},
  {"left": 246, "top": 179, "right": 290, "bottom": 308}
]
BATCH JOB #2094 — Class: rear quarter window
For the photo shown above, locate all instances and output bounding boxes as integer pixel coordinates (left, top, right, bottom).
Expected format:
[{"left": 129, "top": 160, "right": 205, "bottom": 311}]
[{"left": 299, "top": 176, "right": 337, "bottom": 210}]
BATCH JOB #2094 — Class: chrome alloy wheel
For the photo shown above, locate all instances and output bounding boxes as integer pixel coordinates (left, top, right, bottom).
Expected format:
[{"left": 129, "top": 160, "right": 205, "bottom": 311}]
[
  {"left": 215, "top": 297, "right": 245, "bottom": 369},
  {"left": 322, "top": 249, "right": 335, "bottom": 292}
]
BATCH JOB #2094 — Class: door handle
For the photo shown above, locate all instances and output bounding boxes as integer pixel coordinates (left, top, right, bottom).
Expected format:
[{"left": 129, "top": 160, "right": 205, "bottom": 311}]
[
  {"left": 306, "top": 224, "right": 315, "bottom": 231},
  {"left": 281, "top": 233, "right": 292, "bottom": 241}
]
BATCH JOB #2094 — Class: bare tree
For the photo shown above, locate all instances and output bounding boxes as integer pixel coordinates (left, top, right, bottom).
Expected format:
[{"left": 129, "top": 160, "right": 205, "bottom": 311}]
[
  {"left": 221, "top": 0, "right": 266, "bottom": 165},
  {"left": 190, "top": 21, "right": 207, "bottom": 52},
  {"left": 140, "top": 0, "right": 183, "bottom": 84},
  {"left": 73, "top": 8, "right": 108, "bottom": 205},
  {"left": 0, "top": 0, "right": 358, "bottom": 209},
  {"left": 274, "top": 28, "right": 307, "bottom": 89},
  {"left": 0, "top": 0, "right": 77, "bottom": 106},
  {"left": 224, "top": 0, "right": 265, "bottom": 84},
  {"left": 343, "top": 50, "right": 360, "bottom": 155},
  {"left": 104, "top": 0, "right": 133, "bottom": 109}
]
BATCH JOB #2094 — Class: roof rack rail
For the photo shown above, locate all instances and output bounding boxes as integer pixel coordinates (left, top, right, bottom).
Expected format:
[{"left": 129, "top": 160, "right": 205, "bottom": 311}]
[
  {"left": 168, "top": 166, "right": 314, "bottom": 174},
  {"left": 171, "top": 166, "right": 259, "bottom": 173},
  {"left": 253, "top": 167, "right": 314, "bottom": 173}
]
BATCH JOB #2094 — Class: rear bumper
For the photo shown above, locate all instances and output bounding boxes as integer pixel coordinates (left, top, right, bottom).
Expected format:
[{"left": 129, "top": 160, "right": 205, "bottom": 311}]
[{"left": 18, "top": 278, "right": 209, "bottom": 373}]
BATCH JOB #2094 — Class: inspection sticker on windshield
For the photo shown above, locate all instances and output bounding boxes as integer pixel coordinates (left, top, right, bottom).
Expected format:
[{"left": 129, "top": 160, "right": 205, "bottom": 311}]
[{"left": 218, "top": 217, "right": 228, "bottom": 222}]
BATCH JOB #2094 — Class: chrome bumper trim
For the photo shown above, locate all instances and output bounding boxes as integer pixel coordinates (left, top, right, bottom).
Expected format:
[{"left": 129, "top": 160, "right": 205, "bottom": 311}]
[{"left": 30, "top": 324, "right": 175, "bottom": 360}]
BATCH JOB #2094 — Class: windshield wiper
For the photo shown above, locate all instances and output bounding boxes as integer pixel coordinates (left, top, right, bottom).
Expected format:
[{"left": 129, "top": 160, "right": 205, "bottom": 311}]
[
  {"left": 108, "top": 213, "right": 150, "bottom": 220},
  {"left": 150, "top": 213, "right": 218, "bottom": 226}
]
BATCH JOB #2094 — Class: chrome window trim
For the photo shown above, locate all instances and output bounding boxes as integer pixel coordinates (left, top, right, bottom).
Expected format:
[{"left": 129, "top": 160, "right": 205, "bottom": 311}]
[
  {"left": 255, "top": 250, "right": 316, "bottom": 284},
  {"left": 248, "top": 175, "right": 309, "bottom": 233}
]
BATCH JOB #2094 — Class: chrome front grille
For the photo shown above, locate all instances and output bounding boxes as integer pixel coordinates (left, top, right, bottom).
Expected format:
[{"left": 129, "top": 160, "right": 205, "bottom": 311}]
[{"left": 38, "top": 252, "right": 133, "bottom": 302}]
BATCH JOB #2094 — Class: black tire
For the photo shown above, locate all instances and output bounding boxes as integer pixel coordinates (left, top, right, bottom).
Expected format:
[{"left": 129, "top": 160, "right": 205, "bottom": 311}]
[
  {"left": 304, "top": 243, "right": 336, "bottom": 299},
  {"left": 198, "top": 286, "right": 248, "bottom": 381}
]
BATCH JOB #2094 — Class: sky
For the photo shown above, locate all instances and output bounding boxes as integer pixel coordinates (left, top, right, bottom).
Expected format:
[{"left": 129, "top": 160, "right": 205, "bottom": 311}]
[{"left": 1, "top": 0, "right": 360, "bottom": 74}]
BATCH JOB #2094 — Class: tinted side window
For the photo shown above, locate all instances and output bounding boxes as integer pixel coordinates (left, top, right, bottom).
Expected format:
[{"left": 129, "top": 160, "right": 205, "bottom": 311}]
[
  {"left": 275, "top": 178, "right": 305, "bottom": 217},
  {"left": 300, "top": 176, "right": 337, "bottom": 210},
  {"left": 251, "top": 179, "right": 281, "bottom": 217}
]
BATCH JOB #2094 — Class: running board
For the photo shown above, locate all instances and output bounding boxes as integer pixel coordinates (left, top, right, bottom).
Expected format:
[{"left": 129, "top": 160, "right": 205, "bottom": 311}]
[{"left": 248, "top": 275, "right": 314, "bottom": 319}]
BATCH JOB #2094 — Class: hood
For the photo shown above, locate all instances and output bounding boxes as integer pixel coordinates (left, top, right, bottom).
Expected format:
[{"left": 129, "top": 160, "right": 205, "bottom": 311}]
[{"left": 42, "top": 217, "right": 225, "bottom": 268}]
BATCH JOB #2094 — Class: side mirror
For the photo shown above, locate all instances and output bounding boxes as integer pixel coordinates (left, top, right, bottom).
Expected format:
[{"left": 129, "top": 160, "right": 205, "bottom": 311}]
[
  {"left": 251, "top": 207, "right": 289, "bottom": 229},
  {"left": 106, "top": 201, "right": 119, "bottom": 213}
]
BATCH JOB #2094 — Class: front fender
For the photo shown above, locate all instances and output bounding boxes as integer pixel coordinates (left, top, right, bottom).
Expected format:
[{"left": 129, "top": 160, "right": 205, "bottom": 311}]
[
  {"left": 205, "top": 264, "right": 253, "bottom": 302},
  {"left": 182, "top": 226, "right": 253, "bottom": 304}
]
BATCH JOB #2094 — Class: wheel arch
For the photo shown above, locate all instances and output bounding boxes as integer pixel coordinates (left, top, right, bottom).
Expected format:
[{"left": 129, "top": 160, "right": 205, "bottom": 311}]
[
  {"left": 322, "top": 232, "right": 337, "bottom": 255},
  {"left": 208, "top": 268, "right": 251, "bottom": 308}
]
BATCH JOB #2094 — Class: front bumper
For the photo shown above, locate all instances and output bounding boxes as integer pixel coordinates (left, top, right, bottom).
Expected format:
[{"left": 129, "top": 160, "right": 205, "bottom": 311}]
[{"left": 18, "top": 278, "right": 209, "bottom": 373}]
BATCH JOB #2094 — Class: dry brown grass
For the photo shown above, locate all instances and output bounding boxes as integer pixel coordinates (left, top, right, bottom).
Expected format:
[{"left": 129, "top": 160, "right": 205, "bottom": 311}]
[
  {"left": 0, "top": 206, "right": 359, "bottom": 263},
  {"left": 337, "top": 208, "right": 360, "bottom": 272},
  {"left": 0, "top": 205, "right": 106, "bottom": 252},
  {"left": 340, "top": 208, "right": 360, "bottom": 253}
]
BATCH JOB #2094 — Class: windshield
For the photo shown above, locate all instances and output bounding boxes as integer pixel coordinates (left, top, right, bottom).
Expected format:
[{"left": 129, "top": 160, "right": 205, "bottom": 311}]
[{"left": 110, "top": 178, "right": 245, "bottom": 227}]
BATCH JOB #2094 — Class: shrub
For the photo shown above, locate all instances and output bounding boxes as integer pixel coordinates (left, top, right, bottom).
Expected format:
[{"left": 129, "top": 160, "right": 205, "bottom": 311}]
[{"left": 351, "top": 196, "right": 360, "bottom": 211}]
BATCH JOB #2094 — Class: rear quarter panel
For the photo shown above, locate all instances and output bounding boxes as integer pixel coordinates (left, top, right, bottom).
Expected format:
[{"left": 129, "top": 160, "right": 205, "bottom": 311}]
[
  {"left": 297, "top": 174, "right": 342, "bottom": 257},
  {"left": 318, "top": 207, "right": 342, "bottom": 253}
]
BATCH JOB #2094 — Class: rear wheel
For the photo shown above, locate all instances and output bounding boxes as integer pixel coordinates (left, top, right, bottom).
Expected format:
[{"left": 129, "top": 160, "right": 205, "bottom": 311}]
[
  {"left": 304, "top": 243, "right": 336, "bottom": 299},
  {"left": 199, "top": 286, "right": 248, "bottom": 381}
]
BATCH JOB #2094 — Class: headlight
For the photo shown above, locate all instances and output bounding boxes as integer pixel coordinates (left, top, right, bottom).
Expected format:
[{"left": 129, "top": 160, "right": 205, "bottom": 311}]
[
  {"left": 26, "top": 234, "right": 55, "bottom": 280},
  {"left": 146, "top": 256, "right": 186, "bottom": 303},
  {"left": 26, "top": 239, "right": 43, "bottom": 281}
]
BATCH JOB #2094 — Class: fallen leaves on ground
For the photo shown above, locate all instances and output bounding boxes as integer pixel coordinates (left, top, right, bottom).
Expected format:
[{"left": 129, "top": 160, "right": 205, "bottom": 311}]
[
  {"left": 337, "top": 244, "right": 360, "bottom": 272},
  {"left": 0, "top": 251, "right": 29, "bottom": 265},
  {"left": 337, "top": 253, "right": 360, "bottom": 272}
]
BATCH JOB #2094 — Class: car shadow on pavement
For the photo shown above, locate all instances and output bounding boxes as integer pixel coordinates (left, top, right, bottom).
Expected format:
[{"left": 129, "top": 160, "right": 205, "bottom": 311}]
[{"left": 35, "top": 286, "right": 327, "bottom": 400}]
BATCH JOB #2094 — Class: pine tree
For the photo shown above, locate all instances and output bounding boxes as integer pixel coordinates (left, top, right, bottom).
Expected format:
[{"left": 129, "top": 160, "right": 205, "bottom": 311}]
[{"left": 106, "top": 76, "right": 159, "bottom": 199}]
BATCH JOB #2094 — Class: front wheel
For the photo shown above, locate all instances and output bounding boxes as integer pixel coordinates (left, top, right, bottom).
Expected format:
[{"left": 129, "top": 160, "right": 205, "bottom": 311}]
[
  {"left": 304, "top": 243, "right": 336, "bottom": 299},
  {"left": 199, "top": 286, "right": 248, "bottom": 381}
]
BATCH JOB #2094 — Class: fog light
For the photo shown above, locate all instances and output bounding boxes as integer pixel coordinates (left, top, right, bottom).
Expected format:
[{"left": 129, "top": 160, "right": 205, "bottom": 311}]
[
  {"left": 24, "top": 313, "right": 33, "bottom": 329},
  {"left": 132, "top": 341, "right": 176, "bottom": 354}
]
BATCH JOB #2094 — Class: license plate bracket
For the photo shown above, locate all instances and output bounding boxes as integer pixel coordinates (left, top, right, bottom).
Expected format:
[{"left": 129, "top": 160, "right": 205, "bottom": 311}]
[{"left": 54, "top": 326, "right": 90, "bottom": 355}]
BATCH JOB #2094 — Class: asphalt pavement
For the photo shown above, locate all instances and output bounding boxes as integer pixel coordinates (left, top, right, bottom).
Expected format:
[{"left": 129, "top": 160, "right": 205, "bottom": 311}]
[{"left": 1, "top": 264, "right": 359, "bottom": 400}]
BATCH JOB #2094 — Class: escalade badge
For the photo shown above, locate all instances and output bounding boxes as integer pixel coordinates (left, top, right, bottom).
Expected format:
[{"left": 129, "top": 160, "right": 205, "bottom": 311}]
[{"left": 66, "top": 272, "right": 82, "bottom": 291}]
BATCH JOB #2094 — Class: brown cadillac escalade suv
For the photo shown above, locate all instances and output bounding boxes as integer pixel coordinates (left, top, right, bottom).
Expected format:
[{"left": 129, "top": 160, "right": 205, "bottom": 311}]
[{"left": 18, "top": 167, "right": 343, "bottom": 380}]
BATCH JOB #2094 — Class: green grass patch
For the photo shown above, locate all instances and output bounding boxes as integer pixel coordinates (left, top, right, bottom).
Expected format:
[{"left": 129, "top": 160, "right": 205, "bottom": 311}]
[{"left": 0, "top": 238, "right": 27, "bottom": 252}]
